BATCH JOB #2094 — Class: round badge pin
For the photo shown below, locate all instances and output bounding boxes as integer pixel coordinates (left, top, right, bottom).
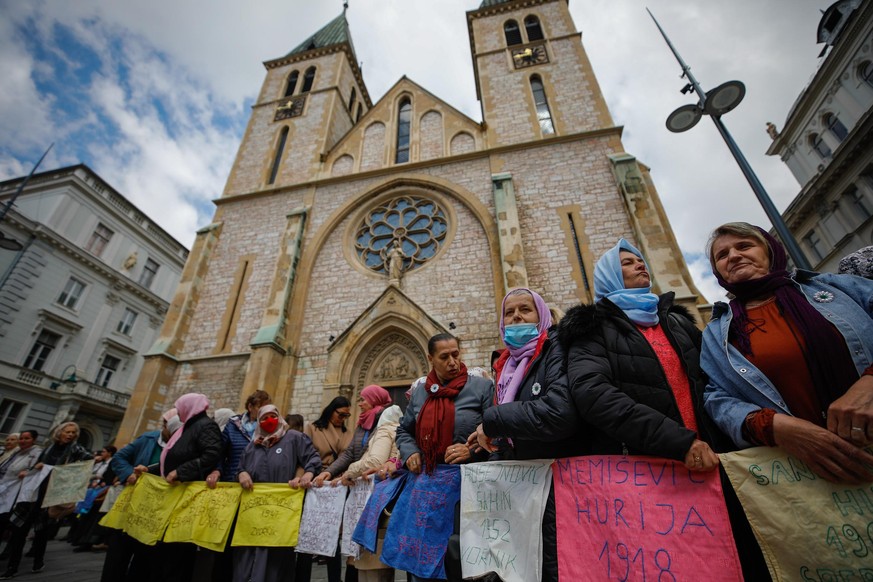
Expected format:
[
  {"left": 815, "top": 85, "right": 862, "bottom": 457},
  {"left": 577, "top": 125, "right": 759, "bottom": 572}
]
[
  {"left": 531, "top": 382, "right": 542, "bottom": 396},
  {"left": 275, "top": 448, "right": 283, "bottom": 454},
  {"left": 430, "top": 384, "right": 439, "bottom": 393}
]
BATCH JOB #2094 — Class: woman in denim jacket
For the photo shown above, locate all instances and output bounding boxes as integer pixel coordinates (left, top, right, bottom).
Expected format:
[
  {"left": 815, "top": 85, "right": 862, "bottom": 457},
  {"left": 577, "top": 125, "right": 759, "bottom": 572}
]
[{"left": 701, "top": 222, "right": 873, "bottom": 483}]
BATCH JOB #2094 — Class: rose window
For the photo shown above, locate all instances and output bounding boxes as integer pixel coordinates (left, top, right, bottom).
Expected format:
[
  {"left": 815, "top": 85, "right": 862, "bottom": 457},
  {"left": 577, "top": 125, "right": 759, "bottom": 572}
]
[{"left": 354, "top": 196, "right": 448, "bottom": 274}]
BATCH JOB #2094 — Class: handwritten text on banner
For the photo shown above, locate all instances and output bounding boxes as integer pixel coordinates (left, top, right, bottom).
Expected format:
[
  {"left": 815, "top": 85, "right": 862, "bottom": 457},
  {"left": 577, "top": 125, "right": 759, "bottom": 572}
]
[
  {"left": 232, "top": 484, "right": 305, "bottom": 548},
  {"left": 721, "top": 446, "right": 873, "bottom": 582},
  {"left": 460, "top": 460, "right": 553, "bottom": 582},
  {"left": 295, "top": 485, "right": 347, "bottom": 556},
  {"left": 553, "top": 455, "right": 742, "bottom": 581},
  {"left": 164, "top": 482, "right": 241, "bottom": 551},
  {"left": 41, "top": 461, "right": 92, "bottom": 508}
]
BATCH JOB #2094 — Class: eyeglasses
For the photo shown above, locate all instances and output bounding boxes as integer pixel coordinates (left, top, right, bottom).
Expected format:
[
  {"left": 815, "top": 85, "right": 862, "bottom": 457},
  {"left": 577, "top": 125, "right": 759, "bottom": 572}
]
[{"left": 335, "top": 412, "right": 351, "bottom": 419}]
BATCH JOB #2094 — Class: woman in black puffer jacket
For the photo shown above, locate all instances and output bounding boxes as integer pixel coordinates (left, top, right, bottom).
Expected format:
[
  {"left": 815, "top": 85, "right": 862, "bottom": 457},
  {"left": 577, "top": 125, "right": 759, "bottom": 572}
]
[
  {"left": 471, "top": 288, "right": 588, "bottom": 582},
  {"left": 560, "top": 238, "right": 766, "bottom": 580},
  {"left": 147, "top": 392, "right": 222, "bottom": 582}
]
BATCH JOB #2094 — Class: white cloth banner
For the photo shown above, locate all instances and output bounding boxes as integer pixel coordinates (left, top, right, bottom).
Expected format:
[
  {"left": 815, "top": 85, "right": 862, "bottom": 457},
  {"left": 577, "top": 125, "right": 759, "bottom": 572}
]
[
  {"left": 460, "top": 459, "right": 553, "bottom": 582},
  {"left": 295, "top": 485, "right": 348, "bottom": 557},
  {"left": 0, "top": 478, "right": 21, "bottom": 513},
  {"left": 100, "top": 484, "right": 126, "bottom": 513},
  {"left": 42, "top": 461, "right": 92, "bottom": 508},
  {"left": 17, "top": 466, "right": 52, "bottom": 503},
  {"left": 341, "top": 478, "right": 375, "bottom": 559}
]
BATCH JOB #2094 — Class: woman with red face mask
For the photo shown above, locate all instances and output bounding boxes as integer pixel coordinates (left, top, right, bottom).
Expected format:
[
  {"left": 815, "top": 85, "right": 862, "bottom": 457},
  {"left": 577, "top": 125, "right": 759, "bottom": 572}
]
[{"left": 233, "top": 405, "right": 321, "bottom": 582}]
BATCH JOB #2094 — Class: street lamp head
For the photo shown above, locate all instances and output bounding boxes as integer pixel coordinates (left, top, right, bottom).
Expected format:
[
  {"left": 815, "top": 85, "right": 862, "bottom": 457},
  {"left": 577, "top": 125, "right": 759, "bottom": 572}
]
[
  {"left": 0, "top": 232, "right": 23, "bottom": 252},
  {"left": 703, "top": 80, "right": 746, "bottom": 116},
  {"left": 666, "top": 104, "right": 703, "bottom": 133}
]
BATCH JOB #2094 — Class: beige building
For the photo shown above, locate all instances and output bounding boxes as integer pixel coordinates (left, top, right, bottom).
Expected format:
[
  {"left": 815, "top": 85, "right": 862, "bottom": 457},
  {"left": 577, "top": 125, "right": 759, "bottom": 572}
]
[
  {"left": 117, "top": 0, "right": 706, "bottom": 443},
  {"left": 768, "top": 0, "right": 873, "bottom": 271}
]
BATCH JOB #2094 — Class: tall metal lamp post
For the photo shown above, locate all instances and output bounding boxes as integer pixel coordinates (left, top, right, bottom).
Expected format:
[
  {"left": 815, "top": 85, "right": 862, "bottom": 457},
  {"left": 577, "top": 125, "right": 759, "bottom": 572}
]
[
  {"left": 647, "top": 9, "right": 812, "bottom": 270},
  {"left": 0, "top": 144, "right": 54, "bottom": 252}
]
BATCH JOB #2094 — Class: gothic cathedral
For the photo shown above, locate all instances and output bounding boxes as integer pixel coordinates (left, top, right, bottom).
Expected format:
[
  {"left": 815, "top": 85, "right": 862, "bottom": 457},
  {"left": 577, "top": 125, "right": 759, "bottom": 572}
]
[{"left": 117, "top": 0, "right": 705, "bottom": 441}]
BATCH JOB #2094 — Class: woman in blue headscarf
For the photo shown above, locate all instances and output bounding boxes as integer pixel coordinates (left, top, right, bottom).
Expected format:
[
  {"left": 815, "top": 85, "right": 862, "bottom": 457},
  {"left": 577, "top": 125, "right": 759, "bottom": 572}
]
[
  {"left": 558, "top": 239, "right": 768, "bottom": 578},
  {"left": 560, "top": 238, "right": 724, "bottom": 467}
]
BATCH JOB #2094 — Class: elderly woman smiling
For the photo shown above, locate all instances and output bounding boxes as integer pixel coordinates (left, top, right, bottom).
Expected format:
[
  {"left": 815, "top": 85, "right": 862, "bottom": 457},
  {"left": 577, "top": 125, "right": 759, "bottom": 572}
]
[{"left": 701, "top": 222, "right": 873, "bottom": 483}]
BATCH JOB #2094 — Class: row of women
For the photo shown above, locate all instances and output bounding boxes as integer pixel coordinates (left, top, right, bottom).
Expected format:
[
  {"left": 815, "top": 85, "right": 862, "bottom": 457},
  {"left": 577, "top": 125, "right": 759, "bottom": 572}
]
[
  {"left": 390, "top": 221, "right": 873, "bottom": 582},
  {"left": 0, "top": 422, "right": 93, "bottom": 579}
]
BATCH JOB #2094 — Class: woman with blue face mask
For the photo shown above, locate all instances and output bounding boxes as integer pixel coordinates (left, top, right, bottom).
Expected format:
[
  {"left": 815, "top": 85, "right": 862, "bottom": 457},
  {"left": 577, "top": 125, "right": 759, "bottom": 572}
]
[{"left": 470, "top": 288, "right": 584, "bottom": 582}]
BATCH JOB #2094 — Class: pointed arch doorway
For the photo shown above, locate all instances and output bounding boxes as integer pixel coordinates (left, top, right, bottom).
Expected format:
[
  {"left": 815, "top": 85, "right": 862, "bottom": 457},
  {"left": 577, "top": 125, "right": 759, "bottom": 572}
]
[
  {"left": 321, "top": 286, "right": 445, "bottom": 420},
  {"left": 356, "top": 332, "right": 427, "bottom": 412}
]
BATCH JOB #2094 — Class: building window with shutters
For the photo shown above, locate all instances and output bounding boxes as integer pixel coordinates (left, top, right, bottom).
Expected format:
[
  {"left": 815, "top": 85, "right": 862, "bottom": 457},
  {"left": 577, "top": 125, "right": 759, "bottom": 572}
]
[
  {"left": 85, "top": 223, "right": 114, "bottom": 257},
  {"left": 301, "top": 67, "right": 316, "bottom": 93},
  {"left": 504, "top": 20, "right": 522, "bottom": 46},
  {"left": 24, "top": 330, "right": 61, "bottom": 372},
  {"left": 524, "top": 16, "right": 544, "bottom": 41},
  {"left": 139, "top": 258, "right": 160, "bottom": 289},
  {"left": 95, "top": 355, "right": 122, "bottom": 388},
  {"left": 285, "top": 71, "right": 299, "bottom": 97},
  {"left": 117, "top": 308, "right": 138, "bottom": 336},
  {"left": 57, "top": 277, "right": 86, "bottom": 309},
  {"left": 823, "top": 113, "right": 848, "bottom": 142}
]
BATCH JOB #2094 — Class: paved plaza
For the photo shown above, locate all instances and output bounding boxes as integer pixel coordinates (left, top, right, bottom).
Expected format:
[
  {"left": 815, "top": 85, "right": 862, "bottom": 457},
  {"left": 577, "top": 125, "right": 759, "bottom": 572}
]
[{"left": 0, "top": 527, "right": 406, "bottom": 582}]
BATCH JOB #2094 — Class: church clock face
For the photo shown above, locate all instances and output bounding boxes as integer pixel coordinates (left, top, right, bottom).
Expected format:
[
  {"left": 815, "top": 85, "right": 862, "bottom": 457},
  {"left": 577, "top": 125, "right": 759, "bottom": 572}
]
[
  {"left": 511, "top": 43, "right": 548, "bottom": 69},
  {"left": 274, "top": 95, "right": 306, "bottom": 121}
]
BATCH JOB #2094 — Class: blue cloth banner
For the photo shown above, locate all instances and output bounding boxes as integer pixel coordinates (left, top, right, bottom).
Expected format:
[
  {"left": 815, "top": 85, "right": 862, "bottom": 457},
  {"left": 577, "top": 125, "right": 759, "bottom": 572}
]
[
  {"left": 76, "top": 486, "right": 108, "bottom": 515},
  {"left": 352, "top": 470, "right": 411, "bottom": 553},
  {"left": 381, "top": 465, "right": 461, "bottom": 580}
]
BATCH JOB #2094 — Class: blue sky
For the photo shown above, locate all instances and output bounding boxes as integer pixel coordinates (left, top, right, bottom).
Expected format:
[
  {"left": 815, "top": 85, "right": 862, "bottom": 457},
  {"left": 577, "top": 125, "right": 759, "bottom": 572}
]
[{"left": 0, "top": 0, "right": 832, "bottom": 302}]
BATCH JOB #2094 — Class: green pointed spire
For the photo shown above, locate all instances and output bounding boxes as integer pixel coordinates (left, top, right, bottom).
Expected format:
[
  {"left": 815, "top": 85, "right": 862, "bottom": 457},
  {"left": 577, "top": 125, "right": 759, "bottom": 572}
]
[
  {"left": 479, "top": 0, "right": 514, "bottom": 7},
  {"left": 285, "top": 12, "right": 356, "bottom": 59}
]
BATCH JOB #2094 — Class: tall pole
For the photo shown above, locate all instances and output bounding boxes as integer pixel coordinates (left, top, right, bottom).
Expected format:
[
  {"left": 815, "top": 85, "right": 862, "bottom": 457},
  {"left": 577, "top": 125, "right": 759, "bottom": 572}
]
[
  {"left": 646, "top": 10, "right": 813, "bottom": 270},
  {"left": 0, "top": 143, "right": 55, "bottom": 223}
]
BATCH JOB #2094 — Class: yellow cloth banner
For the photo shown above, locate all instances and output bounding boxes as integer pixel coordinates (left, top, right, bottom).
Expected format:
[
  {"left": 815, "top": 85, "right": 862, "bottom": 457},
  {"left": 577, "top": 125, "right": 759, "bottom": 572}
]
[
  {"left": 123, "top": 473, "right": 187, "bottom": 546},
  {"left": 163, "top": 482, "right": 241, "bottom": 552},
  {"left": 232, "top": 484, "right": 305, "bottom": 548},
  {"left": 98, "top": 483, "right": 137, "bottom": 530},
  {"left": 721, "top": 447, "right": 873, "bottom": 582}
]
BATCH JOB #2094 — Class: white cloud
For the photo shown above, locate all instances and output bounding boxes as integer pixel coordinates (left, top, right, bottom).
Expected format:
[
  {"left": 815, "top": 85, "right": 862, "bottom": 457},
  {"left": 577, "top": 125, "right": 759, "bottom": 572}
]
[{"left": 1, "top": 0, "right": 835, "bottom": 266}]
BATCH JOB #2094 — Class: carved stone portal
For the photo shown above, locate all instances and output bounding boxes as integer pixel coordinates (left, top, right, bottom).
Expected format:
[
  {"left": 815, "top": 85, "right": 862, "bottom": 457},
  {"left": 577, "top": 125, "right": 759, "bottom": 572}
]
[{"left": 358, "top": 333, "right": 426, "bottom": 391}]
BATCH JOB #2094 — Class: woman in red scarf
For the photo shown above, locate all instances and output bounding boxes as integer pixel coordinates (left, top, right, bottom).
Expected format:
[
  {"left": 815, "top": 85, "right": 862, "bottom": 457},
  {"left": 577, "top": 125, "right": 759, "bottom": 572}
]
[{"left": 395, "top": 333, "right": 493, "bottom": 474}]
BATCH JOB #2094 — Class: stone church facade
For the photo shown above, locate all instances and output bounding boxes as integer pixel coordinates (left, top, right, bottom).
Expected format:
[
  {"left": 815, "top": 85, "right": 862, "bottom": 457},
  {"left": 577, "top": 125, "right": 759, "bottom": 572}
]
[{"left": 116, "top": 0, "right": 706, "bottom": 442}]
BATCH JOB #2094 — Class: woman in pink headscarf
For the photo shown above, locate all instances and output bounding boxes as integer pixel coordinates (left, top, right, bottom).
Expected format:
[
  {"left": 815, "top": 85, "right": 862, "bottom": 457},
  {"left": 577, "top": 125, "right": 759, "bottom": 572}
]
[
  {"left": 469, "top": 288, "right": 584, "bottom": 582},
  {"left": 149, "top": 393, "right": 223, "bottom": 582}
]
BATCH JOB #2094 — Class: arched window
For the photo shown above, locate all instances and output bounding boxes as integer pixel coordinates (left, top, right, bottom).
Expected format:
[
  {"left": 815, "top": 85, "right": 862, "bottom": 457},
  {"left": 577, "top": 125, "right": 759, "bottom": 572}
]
[
  {"left": 504, "top": 20, "right": 522, "bottom": 46},
  {"left": 809, "top": 133, "right": 832, "bottom": 159},
  {"left": 284, "top": 71, "right": 299, "bottom": 97},
  {"left": 530, "top": 76, "right": 555, "bottom": 135},
  {"left": 268, "top": 127, "right": 288, "bottom": 185},
  {"left": 301, "top": 67, "right": 316, "bottom": 93},
  {"left": 348, "top": 87, "right": 357, "bottom": 112},
  {"left": 395, "top": 98, "right": 412, "bottom": 163},
  {"left": 823, "top": 113, "right": 848, "bottom": 142},
  {"left": 861, "top": 61, "right": 873, "bottom": 88},
  {"left": 524, "top": 16, "right": 544, "bottom": 41},
  {"left": 356, "top": 103, "right": 363, "bottom": 122}
]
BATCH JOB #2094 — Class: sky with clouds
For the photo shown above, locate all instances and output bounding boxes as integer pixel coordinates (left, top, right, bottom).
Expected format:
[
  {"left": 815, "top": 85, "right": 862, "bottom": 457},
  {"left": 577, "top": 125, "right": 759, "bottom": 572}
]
[{"left": 0, "top": 0, "right": 833, "bottom": 303}]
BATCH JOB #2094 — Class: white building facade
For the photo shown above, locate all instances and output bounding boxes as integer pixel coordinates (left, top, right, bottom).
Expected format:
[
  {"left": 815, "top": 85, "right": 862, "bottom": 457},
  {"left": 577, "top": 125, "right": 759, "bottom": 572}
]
[
  {"left": 0, "top": 165, "right": 187, "bottom": 450},
  {"left": 768, "top": 0, "right": 873, "bottom": 272}
]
